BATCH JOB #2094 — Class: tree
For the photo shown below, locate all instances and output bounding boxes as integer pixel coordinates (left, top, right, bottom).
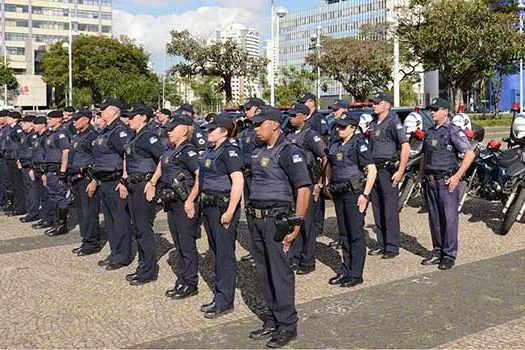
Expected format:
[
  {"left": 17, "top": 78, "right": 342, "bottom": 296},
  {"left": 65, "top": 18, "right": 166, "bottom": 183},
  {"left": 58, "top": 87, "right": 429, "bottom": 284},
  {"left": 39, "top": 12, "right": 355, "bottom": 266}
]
[
  {"left": 160, "top": 74, "right": 183, "bottom": 108},
  {"left": 305, "top": 36, "right": 392, "bottom": 101},
  {"left": 397, "top": 0, "right": 525, "bottom": 109},
  {"left": 41, "top": 35, "right": 158, "bottom": 106},
  {"left": 166, "top": 30, "right": 268, "bottom": 103},
  {"left": 262, "top": 67, "right": 318, "bottom": 106},
  {"left": 190, "top": 76, "right": 224, "bottom": 113},
  {"left": 0, "top": 59, "right": 20, "bottom": 92}
]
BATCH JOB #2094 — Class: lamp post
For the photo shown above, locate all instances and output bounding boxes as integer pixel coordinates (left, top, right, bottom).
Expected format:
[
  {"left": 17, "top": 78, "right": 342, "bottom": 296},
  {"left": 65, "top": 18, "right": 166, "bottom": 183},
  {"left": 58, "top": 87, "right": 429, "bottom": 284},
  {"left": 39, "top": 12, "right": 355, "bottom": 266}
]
[
  {"left": 62, "top": 41, "right": 72, "bottom": 106},
  {"left": 2, "top": 35, "right": 7, "bottom": 106},
  {"left": 519, "top": 0, "right": 524, "bottom": 112},
  {"left": 270, "top": 3, "right": 288, "bottom": 106},
  {"left": 311, "top": 26, "right": 322, "bottom": 101}
]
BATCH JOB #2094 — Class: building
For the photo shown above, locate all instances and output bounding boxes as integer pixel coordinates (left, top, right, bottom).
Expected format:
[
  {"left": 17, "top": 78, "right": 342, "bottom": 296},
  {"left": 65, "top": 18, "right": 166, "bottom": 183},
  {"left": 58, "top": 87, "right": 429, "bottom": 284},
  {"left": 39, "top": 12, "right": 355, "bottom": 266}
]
[
  {"left": 278, "top": 0, "right": 430, "bottom": 104},
  {"left": 210, "top": 23, "right": 261, "bottom": 104},
  {"left": 1, "top": 0, "right": 112, "bottom": 108},
  {"left": 264, "top": 39, "right": 278, "bottom": 96}
]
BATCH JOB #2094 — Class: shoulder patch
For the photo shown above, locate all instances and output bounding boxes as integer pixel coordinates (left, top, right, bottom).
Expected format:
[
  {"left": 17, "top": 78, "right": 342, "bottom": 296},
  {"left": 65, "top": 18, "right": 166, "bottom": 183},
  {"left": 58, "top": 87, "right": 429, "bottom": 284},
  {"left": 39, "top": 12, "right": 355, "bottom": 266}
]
[
  {"left": 196, "top": 132, "right": 203, "bottom": 138},
  {"left": 292, "top": 154, "right": 303, "bottom": 163},
  {"left": 321, "top": 119, "right": 327, "bottom": 124},
  {"left": 58, "top": 134, "right": 66, "bottom": 139},
  {"left": 228, "top": 150, "right": 239, "bottom": 157},
  {"left": 16, "top": 129, "right": 23, "bottom": 133},
  {"left": 396, "top": 123, "right": 403, "bottom": 130},
  {"left": 187, "top": 150, "right": 197, "bottom": 157},
  {"left": 359, "top": 144, "right": 368, "bottom": 152},
  {"left": 313, "top": 135, "right": 321, "bottom": 142},
  {"left": 119, "top": 131, "right": 128, "bottom": 138},
  {"left": 149, "top": 136, "right": 158, "bottom": 144}
]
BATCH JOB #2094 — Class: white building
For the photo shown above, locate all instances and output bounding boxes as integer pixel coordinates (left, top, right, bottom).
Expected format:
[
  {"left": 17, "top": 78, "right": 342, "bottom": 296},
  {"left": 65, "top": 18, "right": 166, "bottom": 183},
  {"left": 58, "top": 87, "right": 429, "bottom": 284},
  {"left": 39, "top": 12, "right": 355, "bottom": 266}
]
[{"left": 211, "top": 23, "right": 261, "bottom": 104}]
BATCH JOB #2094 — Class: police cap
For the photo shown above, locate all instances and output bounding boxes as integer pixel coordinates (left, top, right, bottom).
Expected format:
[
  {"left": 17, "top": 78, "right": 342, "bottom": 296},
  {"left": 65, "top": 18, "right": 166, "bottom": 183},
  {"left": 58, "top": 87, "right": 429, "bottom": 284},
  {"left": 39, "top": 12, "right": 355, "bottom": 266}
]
[
  {"left": 175, "top": 103, "right": 195, "bottom": 115},
  {"left": 369, "top": 92, "right": 393, "bottom": 105},
  {"left": 329, "top": 99, "right": 350, "bottom": 111},
  {"left": 72, "top": 109, "right": 93, "bottom": 120},
  {"left": 288, "top": 103, "right": 310, "bottom": 116},
  {"left": 0, "top": 110, "right": 9, "bottom": 117},
  {"left": 166, "top": 116, "right": 193, "bottom": 131},
  {"left": 158, "top": 108, "right": 171, "bottom": 116},
  {"left": 335, "top": 111, "right": 360, "bottom": 127},
  {"left": 9, "top": 111, "right": 22, "bottom": 119},
  {"left": 96, "top": 97, "right": 124, "bottom": 110},
  {"left": 251, "top": 105, "right": 282, "bottom": 124},
  {"left": 428, "top": 97, "right": 449, "bottom": 110},
  {"left": 122, "top": 104, "right": 154, "bottom": 118},
  {"left": 241, "top": 97, "right": 265, "bottom": 110},
  {"left": 206, "top": 111, "right": 234, "bottom": 130},
  {"left": 64, "top": 106, "right": 76, "bottom": 113},
  {"left": 33, "top": 116, "right": 48, "bottom": 125},
  {"left": 298, "top": 92, "right": 317, "bottom": 103},
  {"left": 47, "top": 110, "right": 63, "bottom": 119},
  {"left": 22, "top": 115, "right": 36, "bottom": 123}
]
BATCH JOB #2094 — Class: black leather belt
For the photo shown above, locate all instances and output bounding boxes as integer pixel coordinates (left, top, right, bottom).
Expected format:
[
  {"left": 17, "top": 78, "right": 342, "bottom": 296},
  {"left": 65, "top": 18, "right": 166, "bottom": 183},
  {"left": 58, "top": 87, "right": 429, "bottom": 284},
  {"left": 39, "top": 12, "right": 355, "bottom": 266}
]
[
  {"left": 245, "top": 206, "right": 291, "bottom": 219},
  {"left": 95, "top": 170, "right": 123, "bottom": 182},
  {"left": 44, "top": 163, "right": 61, "bottom": 173},
  {"left": 201, "top": 192, "right": 229, "bottom": 207},
  {"left": 128, "top": 172, "right": 154, "bottom": 184},
  {"left": 423, "top": 170, "right": 457, "bottom": 182}
]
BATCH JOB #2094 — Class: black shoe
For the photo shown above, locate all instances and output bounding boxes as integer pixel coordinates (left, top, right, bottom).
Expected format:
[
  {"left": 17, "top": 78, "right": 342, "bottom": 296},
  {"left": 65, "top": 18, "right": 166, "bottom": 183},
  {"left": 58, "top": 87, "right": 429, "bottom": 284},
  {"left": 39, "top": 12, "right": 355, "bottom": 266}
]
[
  {"left": 6, "top": 210, "right": 27, "bottom": 217},
  {"left": 170, "top": 284, "right": 198, "bottom": 299},
  {"left": 295, "top": 266, "right": 315, "bottom": 275},
  {"left": 381, "top": 251, "right": 399, "bottom": 259},
  {"left": 129, "top": 275, "right": 157, "bottom": 286},
  {"left": 266, "top": 329, "right": 297, "bottom": 348},
  {"left": 20, "top": 215, "right": 40, "bottom": 223},
  {"left": 72, "top": 246, "right": 84, "bottom": 254},
  {"left": 97, "top": 258, "right": 111, "bottom": 267},
  {"left": 200, "top": 300, "right": 216, "bottom": 313},
  {"left": 44, "top": 224, "right": 59, "bottom": 235},
  {"left": 125, "top": 273, "right": 138, "bottom": 282},
  {"left": 32, "top": 220, "right": 53, "bottom": 229},
  {"left": 368, "top": 248, "right": 384, "bottom": 256},
  {"left": 421, "top": 256, "right": 442, "bottom": 266},
  {"left": 340, "top": 277, "right": 364, "bottom": 288},
  {"left": 240, "top": 253, "right": 254, "bottom": 262},
  {"left": 290, "top": 263, "right": 299, "bottom": 271},
  {"left": 438, "top": 258, "right": 455, "bottom": 270},
  {"left": 46, "top": 208, "right": 68, "bottom": 236},
  {"left": 76, "top": 248, "right": 100, "bottom": 257},
  {"left": 105, "top": 262, "right": 126, "bottom": 271},
  {"left": 328, "top": 274, "right": 346, "bottom": 285},
  {"left": 165, "top": 283, "right": 185, "bottom": 298},
  {"left": 203, "top": 306, "right": 234, "bottom": 319},
  {"left": 328, "top": 241, "right": 341, "bottom": 249},
  {"left": 249, "top": 326, "right": 277, "bottom": 340}
]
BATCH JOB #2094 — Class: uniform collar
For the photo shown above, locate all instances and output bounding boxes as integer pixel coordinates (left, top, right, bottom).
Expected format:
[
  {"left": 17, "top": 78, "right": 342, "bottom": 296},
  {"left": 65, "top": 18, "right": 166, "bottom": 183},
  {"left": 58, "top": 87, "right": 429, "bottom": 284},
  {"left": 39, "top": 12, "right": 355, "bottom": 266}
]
[
  {"left": 435, "top": 118, "right": 451, "bottom": 129},
  {"left": 107, "top": 118, "right": 122, "bottom": 130}
]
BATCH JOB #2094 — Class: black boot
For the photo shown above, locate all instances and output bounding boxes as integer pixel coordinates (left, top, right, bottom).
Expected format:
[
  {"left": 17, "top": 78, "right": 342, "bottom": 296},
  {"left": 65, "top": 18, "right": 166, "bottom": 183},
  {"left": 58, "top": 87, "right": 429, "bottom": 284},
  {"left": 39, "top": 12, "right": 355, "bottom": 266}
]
[
  {"left": 47, "top": 208, "right": 69, "bottom": 237},
  {"left": 44, "top": 209, "right": 60, "bottom": 235}
]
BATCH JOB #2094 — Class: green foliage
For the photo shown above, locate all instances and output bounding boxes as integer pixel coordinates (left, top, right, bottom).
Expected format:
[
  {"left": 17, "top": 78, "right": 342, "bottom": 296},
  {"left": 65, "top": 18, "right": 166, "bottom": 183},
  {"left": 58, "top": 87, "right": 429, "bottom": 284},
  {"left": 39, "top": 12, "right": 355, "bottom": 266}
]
[
  {"left": 0, "top": 59, "right": 19, "bottom": 92},
  {"left": 41, "top": 35, "right": 158, "bottom": 106},
  {"left": 189, "top": 76, "right": 224, "bottom": 113},
  {"left": 167, "top": 30, "right": 268, "bottom": 103},
  {"left": 305, "top": 36, "right": 392, "bottom": 102},
  {"left": 262, "top": 67, "right": 317, "bottom": 106},
  {"left": 161, "top": 75, "right": 183, "bottom": 107}
]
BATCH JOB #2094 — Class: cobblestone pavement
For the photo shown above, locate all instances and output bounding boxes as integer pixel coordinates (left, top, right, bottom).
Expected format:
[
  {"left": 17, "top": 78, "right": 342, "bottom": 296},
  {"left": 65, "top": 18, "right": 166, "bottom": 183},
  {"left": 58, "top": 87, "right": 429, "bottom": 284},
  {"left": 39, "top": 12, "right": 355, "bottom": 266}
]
[{"left": 0, "top": 186, "right": 524, "bottom": 348}]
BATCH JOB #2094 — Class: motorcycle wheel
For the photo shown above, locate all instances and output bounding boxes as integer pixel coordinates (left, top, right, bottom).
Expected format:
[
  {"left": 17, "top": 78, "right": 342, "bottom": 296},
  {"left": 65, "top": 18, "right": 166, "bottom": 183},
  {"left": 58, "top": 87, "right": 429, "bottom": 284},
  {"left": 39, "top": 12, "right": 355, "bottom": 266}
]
[
  {"left": 398, "top": 177, "right": 416, "bottom": 212},
  {"left": 458, "top": 180, "right": 469, "bottom": 213},
  {"left": 499, "top": 187, "right": 525, "bottom": 235}
]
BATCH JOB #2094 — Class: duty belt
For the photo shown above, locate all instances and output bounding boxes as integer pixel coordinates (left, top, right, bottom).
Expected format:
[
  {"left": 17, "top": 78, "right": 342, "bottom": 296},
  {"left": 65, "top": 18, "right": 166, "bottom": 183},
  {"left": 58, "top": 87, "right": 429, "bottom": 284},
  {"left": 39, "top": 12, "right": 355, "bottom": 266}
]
[
  {"left": 44, "top": 163, "right": 61, "bottom": 173},
  {"left": 95, "top": 170, "right": 123, "bottom": 182},
  {"left": 423, "top": 170, "right": 457, "bottom": 182},
  {"left": 245, "top": 206, "right": 291, "bottom": 220},
  {"left": 20, "top": 161, "right": 32, "bottom": 169},
  {"left": 328, "top": 179, "right": 363, "bottom": 196},
  {"left": 128, "top": 172, "right": 154, "bottom": 184},
  {"left": 201, "top": 192, "right": 229, "bottom": 207},
  {"left": 375, "top": 160, "right": 398, "bottom": 171}
]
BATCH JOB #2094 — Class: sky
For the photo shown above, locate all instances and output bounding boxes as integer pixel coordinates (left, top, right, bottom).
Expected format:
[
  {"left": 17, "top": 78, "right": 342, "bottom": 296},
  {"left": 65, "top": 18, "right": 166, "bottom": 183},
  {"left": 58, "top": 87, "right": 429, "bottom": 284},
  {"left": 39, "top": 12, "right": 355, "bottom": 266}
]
[{"left": 113, "top": 0, "right": 322, "bottom": 73}]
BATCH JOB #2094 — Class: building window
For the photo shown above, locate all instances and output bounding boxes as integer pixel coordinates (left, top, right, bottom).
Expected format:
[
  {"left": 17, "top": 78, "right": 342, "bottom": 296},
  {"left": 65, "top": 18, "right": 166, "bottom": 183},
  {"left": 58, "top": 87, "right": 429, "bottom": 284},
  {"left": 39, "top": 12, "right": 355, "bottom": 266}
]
[
  {"left": 32, "top": 7, "right": 69, "bottom": 17},
  {"left": 101, "top": 25, "right": 111, "bottom": 33},
  {"left": 33, "top": 20, "right": 69, "bottom": 30},
  {"left": 77, "top": 23, "right": 99, "bottom": 32},
  {"left": 5, "top": 4, "right": 29, "bottom": 13},
  {"left": 5, "top": 33, "right": 29, "bottom": 41},
  {"left": 7, "top": 47, "right": 25, "bottom": 55}
]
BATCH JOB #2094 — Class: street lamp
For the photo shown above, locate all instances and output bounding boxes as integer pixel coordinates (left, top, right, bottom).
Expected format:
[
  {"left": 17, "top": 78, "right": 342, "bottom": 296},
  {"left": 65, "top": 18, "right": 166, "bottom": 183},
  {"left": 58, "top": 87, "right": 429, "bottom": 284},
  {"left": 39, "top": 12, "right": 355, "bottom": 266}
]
[
  {"left": 519, "top": 0, "right": 524, "bottom": 112},
  {"left": 2, "top": 34, "right": 7, "bottom": 106},
  {"left": 311, "top": 25, "right": 322, "bottom": 101},
  {"left": 270, "top": 2, "right": 287, "bottom": 106},
  {"left": 62, "top": 42, "right": 73, "bottom": 106}
]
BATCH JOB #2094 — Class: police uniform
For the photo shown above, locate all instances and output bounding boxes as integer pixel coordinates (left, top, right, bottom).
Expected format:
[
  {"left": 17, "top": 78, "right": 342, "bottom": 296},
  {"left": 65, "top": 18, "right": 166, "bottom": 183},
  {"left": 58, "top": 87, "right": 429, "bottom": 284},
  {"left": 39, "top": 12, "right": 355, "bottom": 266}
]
[
  {"left": 92, "top": 98, "right": 133, "bottom": 269},
  {"left": 327, "top": 113, "right": 374, "bottom": 286},
  {"left": 68, "top": 110, "right": 101, "bottom": 255},
  {"left": 161, "top": 117, "right": 201, "bottom": 298},
  {"left": 155, "top": 121, "right": 170, "bottom": 149},
  {"left": 286, "top": 103, "right": 327, "bottom": 273},
  {"left": 175, "top": 104, "right": 207, "bottom": 153},
  {"left": 0, "top": 110, "right": 10, "bottom": 207},
  {"left": 368, "top": 94, "right": 408, "bottom": 256},
  {"left": 123, "top": 105, "right": 165, "bottom": 284},
  {"left": 4, "top": 111, "right": 27, "bottom": 215},
  {"left": 422, "top": 98, "right": 473, "bottom": 269},
  {"left": 18, "top": 115, "right": 40, "bottom": 222},
  {"left": 200, "top": 112, "right": 243, "bottom": 317},
  {"left": 246, "top": 106, "right": 311, "bottom": 346},
  {"left": 42, "top": 110, "right": 70, "bottom": 236}
]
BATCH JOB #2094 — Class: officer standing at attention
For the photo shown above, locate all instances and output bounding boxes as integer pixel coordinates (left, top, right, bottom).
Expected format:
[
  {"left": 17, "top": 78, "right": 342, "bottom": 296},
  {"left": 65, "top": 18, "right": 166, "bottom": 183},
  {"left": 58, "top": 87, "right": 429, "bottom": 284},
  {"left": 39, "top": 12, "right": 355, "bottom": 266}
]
[
  {"left": 120, "top": 105, "right": 165, "bottom": 285},
  {"left": 17, "top": 115, "right": 40, "bottom": 223},
  {"left": 4, "top": 111, "right": 26, "bottom": 216},
  {"left": 200, "top": 112, "right": 244, "bottom": 319},
  {"left": 298, "top": 93, "right": 328, "bottom": 239},
  {"left": 286, "top": 103, "right": 327, "bottom": 275},
  {"left": 42, "top": 110, "right": 70, "bottom": 236},
  {"left": 0, "top": 111, "right": 9, "bottom": 209},
  {"left": 87, "top": 98, "right": 133, "bottom": 271},
  {"left": 155, "top": 108, "right": 172, "bottom": 149},
  {"left": 30, "top": 116, "right": 54, "bottom": 229},
  {"left": 419, "top": 98, "right": 475, "bottom": 270},
  {"left": 367, "top": 92, "right": 409, "bottom": 259},
  {"left": 326, "top": 113, "right": 377, "bottom": 287},
  {"left": 175, "top": 104, "right": 207, "bottom": 155},
  {"left": 238, "top": 97, "right": 266, "bottom": 263},
  {"left": 63, "top": 106, "right": 77, "bottom": 139},
  {"left": 146, "top": 116, "right": 201, "bottom": 299},
  {"left": 68, "top": 109, "right": 102, "bottom": 257},
  {"left": 245, "top": 105, "right": 311, "bottom": 348}
]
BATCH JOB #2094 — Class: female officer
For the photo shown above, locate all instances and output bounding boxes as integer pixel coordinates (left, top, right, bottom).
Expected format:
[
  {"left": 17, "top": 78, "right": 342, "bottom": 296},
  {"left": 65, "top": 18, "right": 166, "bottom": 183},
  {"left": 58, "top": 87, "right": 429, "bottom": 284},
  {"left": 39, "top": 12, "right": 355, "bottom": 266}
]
[
  {"left": 326, "top": 112, "right": 377, "bottom": 288},
  {"left": 199, "top": 111, "right": 244, "bottom": 319},
  {"left": 119, "top": 105, "right": 165, "bottom": 285},
  {"left": 145, "top": 116, "right": 201, "bottom": 300}
]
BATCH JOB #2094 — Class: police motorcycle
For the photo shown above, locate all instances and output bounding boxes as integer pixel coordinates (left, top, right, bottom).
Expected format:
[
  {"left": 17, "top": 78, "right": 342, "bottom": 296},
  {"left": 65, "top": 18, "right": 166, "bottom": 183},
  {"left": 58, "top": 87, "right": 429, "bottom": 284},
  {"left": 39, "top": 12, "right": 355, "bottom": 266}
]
[
  {"left": 458, "top": 112, "right": 525, "bottom": 235},
  {"left": 398, "top": 111, "right": 426, "bottom": 211}
]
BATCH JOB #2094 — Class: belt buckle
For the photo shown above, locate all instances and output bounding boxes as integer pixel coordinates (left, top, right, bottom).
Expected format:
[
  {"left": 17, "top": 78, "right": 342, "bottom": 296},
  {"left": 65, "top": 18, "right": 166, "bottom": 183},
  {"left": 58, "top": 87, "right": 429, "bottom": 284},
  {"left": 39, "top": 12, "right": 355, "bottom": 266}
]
[{"left": 254, "top": 209, "right": 262, "bottom": 219}]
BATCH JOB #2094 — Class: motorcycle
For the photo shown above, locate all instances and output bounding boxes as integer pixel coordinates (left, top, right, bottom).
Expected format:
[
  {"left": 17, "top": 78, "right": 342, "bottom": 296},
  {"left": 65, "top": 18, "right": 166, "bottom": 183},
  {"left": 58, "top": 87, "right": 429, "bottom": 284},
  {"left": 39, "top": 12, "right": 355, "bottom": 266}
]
[{"left": 398, "top": 132, "right": 425, "bottom": 211}]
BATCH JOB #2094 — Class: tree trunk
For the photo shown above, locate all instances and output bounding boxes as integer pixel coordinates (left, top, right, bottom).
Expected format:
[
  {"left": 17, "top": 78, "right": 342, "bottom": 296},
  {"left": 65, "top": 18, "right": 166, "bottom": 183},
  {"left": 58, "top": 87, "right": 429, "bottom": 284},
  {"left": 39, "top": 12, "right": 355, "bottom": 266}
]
[
  {"left": 223, "top": 75, "right": 233, "bottom": 103},
  {"left": 493, "top": 76, "right": 503, "bottom": 116}
]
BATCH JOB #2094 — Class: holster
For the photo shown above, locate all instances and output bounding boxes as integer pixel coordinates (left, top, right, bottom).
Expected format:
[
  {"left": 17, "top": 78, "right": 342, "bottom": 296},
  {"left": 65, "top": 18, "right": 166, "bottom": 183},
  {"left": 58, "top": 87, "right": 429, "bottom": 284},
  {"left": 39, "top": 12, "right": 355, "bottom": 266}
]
[
  {"left": 128, "top": 172, "right": 153, "bottom": 184},
  {"left": 328, "top": 179, "right": 363, "bottom": 196},
  {"left": 201, "top": 192, "right": 230, "bottom": 207},
  {"left": 95, "top": 170, "right": 123, "bottom": 183},
  {"left": 307, "top": 160, "right": 322, "bottom": 183},
  {"left": 44, "top": 163, "right": 61, "bottom": 173}
]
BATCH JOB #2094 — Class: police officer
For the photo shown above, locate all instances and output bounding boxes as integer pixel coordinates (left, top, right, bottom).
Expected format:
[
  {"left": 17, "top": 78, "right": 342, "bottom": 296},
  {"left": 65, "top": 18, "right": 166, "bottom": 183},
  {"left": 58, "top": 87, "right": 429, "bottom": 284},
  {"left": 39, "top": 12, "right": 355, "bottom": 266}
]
[
  {"left": 68, "top": 109, "right": 102, "bottom": 257},
  {"left": 63, "top": 106, "right": 77, "bottom": 139},
  {"left": 286, "top": 103, "right": 327, "bottom": 275},
  {"left": 87, "top": 98, "right": 133, "bottom": 271},
  {"left": 31, "top": 116, "right": 54, "bottom": 229},
  {"left": 147, "top": 116, "right": 201, "bottom": 299},
  {"left": 175, "top": 103, "right": 207, "bottom": 154},
  {"left": 419, "top": 98, "right": 475, "bottom": 270},
  {"left": 298, "top": 93, "right": 329, "bottom": 238},
  {"left": 367, "top": 92, "right": 409, "bottom": 258},
  {"left": 119, "top": 105, "right": 165, "bottom": 285},
  {"left": 154, "top": 108, "right": 172, "bottom": 149},
  {"left": 4, "top": 111, "right": 27, "bottom": 216},
  {"left": 326, "top": 113, "right": 377, "bottom": 287},
  {"left": 246, "top": 105, "right": 311, "bottom": 348},
  {"left": 0, "top": 110, "right": 9, "bottom": 209},
  {"left": 17, "top": 115, "right": 40, "bottom": 223},
  {"left": 238, "top": 97, "right": 266, "bottom": 263},
  {"left": 42, "top": 110, "right": 70, "bottom": 236},
  {"left": 199, "top": 112, "right": 244, "bottom": 319}
]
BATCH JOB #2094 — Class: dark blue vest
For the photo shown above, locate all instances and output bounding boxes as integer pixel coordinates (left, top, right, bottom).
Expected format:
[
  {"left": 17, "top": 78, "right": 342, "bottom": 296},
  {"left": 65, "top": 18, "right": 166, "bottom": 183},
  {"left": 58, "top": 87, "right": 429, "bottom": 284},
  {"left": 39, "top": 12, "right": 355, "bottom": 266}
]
[
  {"left": 200, "top": 142, "right": 237, "bottom": 195},
  {"left": 44, "top": 128, "right": 67, "bottom": 164},
  {"left": 92, "top": 122, "right": 125, "bottom": 172},
  {"left": 125, "top": 127, "right": 158, "bottom": 174},
  {"left": 160, "top": 142, "right": 196, "bottom": 188},
  {"left": 424, "top": 125, "right": 460, "bottom": 172},
  {"left": 69, "top": 128, "right": 96, "bottom": 171},
  {"left": 369, "top": 113, "right": 400, "bottom": 162},
  {"left": 329, "top": 137, "right": 364, "bottom": 183}
]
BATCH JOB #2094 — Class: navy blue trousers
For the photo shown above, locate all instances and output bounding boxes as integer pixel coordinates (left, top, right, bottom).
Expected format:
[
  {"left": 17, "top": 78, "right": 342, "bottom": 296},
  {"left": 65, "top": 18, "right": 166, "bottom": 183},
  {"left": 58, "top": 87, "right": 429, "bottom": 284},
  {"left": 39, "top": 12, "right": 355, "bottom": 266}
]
[
  {"left": 71, "top": 177, "right": 101, "bottom": 250},
  {"left": 46, "top": 171, "right": 68, "bottom": 210},
  {"left": 291, "top": 186, "right": 316, "bottom": 268},
  {"left": 7, "top": 159, "right": 25, "bottom": 212},
  {"left": 22, "top": 168, "right": 40, "bottom": 217},
  {"left": 36, "top": 172, "right": 54, "bottom": 223},
  {"left": 423, "top": 178, "right": 459, "bottom": 260},
  {"left": 370, "top": 168, "right": 400, "bottom": 253},
  {"left": 251, "top": 217, "right": 298, "bottom": 331}
]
